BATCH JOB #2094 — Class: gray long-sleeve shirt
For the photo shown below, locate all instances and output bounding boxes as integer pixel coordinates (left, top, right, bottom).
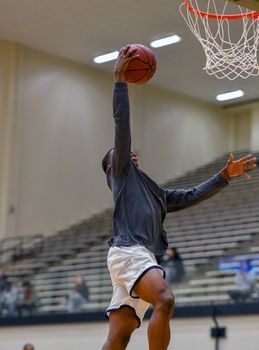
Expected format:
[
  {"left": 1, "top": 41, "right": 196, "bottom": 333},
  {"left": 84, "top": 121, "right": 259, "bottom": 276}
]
[{"left": 106, "top": 82, "right": 228, "bottom": 260}]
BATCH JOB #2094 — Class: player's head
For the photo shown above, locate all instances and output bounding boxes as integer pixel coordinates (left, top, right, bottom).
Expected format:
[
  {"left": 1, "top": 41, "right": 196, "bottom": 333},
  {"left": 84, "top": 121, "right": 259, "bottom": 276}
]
[
  {"left": 102, "top": 149, "right": 139, "bottom": 174},
  {"left": 102, "top": 148, "right": 114, "bottom": 174},
  {"left": 23, "top": 344, "right": 34, "bottom": 350}
]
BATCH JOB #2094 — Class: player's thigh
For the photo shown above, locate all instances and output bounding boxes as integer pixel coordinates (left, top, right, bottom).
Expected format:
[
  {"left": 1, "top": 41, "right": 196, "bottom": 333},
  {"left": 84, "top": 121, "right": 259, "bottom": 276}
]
[
  {"left": 107, "top": 306, "right": 139, "bottom": 339},
  {"left": 134, "top": 268, "right": 174, "bottom": 305}
]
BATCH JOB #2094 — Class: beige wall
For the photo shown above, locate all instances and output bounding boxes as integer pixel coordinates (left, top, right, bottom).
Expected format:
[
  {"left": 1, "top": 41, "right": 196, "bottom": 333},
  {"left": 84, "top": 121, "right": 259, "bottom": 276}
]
[
  {"left": 225, "top": 102, "right": 259, "bottom": 153},
  {"left": 0, "top": 41, "right": 240, "bottom": 239},
  {"left": 251, "top": 104, "right": 259, "bottom": 151},
  {"left": 0, "top": 42, "right": 21, "bottom": 240},
  {"left": 13, "top": 46, "right": 115, "bottom": 237},
  {"left": 0, "top": 42, "right": 6, "bottom": 238},
  {"left": 136, "top": 85, "right": 232, "bottom": 183},
  {"left": 0, "top": 316, "right": 258, "bottom": 350},
  {"left": 234, "top": 110, "right": 251, "bottom": 151}
]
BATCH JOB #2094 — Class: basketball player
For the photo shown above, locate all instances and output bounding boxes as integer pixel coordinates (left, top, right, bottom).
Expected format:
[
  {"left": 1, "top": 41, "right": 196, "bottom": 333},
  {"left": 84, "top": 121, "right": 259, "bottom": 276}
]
[{"left": 101, "top": 46, "right": 257, "bottom": 350}]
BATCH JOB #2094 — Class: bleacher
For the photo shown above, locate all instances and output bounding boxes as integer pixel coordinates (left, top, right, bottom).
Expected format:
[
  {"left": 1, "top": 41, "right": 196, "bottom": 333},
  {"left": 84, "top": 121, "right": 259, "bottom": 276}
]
[{"left": 1, "top": 150, "right": 259, "bottom": 315}]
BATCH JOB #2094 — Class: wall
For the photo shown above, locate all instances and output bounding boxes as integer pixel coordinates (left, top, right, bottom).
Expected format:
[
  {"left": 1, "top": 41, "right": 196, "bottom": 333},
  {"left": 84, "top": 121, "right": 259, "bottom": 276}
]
[
  {"left": 0, "top": 42, "right": 20, "bottom": 240},
  {"left": 251, "top": 103, "right": 259, "bottom": 151},
  {"left": 0, "top": 316, "right": 258, "bottom": 350},
  {"left": 136, "top": 85, "right": 232, "bottom": 183},
  {"left": 12, "top": 46, "right": 115, "bottom": 237},
  {"left": 0, "top": 41, "right": 235, "bottom": 239},
  {"left": 224, "top": 102, "right": 259, "bottom": 153},
  {"left": 232, "top": 110, "right": 251, "bottom": 151},
  {"left": 0, "top": 42, "right": 6, "bottom": 238}
]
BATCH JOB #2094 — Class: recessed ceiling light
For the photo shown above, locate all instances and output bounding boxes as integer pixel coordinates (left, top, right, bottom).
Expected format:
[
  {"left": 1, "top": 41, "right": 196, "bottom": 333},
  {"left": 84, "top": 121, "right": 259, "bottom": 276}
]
[
  {"left": 216, "top": 90, "right": 244, "bottom": 102},
  {"left": 150, "top": 35, "right": 181, "bottom": 48},
  {"left": 93, "top": 51, "right": 119, "bottom": 64}
]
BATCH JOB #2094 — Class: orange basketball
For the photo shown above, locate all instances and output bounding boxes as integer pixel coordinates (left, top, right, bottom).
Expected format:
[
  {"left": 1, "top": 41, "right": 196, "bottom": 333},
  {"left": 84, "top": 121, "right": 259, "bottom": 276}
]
[{"left": 125, "top": 44, "right": 157, "bottom": 84}]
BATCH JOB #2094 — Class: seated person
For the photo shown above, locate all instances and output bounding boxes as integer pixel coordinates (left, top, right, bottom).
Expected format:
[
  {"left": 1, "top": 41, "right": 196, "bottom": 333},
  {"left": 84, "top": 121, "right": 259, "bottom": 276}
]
[
  {"left": 17, "top": 281, "right": 38, "bottom": 316},
  {"left": 67, "top": 275, "right": 89, "bottom": 313},
  {"left": 0, "top": 269, "right": 8, "bottom": 293},
  {"left": 0, "top": 281, "right": 19, "bottom": 317},
  {"left": 228, "top": 259, "right": 257, "bottom": 303},
  {"left": 161, "top": 247, "right": 185, "bottom": 284},
  {"left": 0, "top": 269, "right": 9, "bottom": 305}
]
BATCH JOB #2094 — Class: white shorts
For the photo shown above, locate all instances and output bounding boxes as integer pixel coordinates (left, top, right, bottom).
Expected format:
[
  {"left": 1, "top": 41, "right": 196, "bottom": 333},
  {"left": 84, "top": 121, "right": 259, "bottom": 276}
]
[{"left": 105, "top": 244, "right": 165, "bottom": 327}]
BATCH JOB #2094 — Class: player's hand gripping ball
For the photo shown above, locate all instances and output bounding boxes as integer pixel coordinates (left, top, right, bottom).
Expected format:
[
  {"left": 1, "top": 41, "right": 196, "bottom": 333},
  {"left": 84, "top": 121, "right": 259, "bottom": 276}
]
[{"left": 125, "top": 44, "right": 157, "bottom": 84}]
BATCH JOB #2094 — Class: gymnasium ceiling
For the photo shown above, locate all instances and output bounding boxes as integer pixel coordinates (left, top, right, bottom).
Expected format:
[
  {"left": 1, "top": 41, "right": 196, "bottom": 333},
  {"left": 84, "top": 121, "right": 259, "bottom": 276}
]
[{"left": 0, "top": 0, "right": 258, "bottom": 105}]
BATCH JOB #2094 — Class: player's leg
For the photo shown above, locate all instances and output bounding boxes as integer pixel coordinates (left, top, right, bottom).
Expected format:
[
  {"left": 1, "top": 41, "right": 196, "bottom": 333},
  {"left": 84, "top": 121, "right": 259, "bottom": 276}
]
[
  {"left": 134, "top": 268, "right": 175, "bottom": 350},
  {"left": 102, "top": 306, "right": 139, "bottom": 350}
]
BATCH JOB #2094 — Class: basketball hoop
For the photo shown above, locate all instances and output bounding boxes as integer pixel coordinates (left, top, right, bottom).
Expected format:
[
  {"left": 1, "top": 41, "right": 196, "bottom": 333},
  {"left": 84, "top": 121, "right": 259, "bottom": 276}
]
[{"left": 180, "top": 0, "right": 259, "bottom": 79}]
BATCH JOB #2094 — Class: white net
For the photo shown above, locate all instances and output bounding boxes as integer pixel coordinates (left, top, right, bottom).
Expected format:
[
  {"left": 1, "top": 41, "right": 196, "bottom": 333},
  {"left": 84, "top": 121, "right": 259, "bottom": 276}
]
[{"left": 180, "top": 0, "right": 259, "bottom": 79}]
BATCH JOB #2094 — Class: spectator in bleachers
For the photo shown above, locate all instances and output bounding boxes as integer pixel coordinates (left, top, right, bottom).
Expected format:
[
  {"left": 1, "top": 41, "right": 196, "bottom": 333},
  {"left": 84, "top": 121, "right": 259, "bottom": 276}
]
[
  {"left": 0, "top": 268, "right": 9, "bottom": 315},
  {"left": 161, "top": 247, "right": 185, "bottom": 284},
  {"left": 0, "top": 268, "right": 8, "bottom": 293},
  {"left": 0, "top": 281, "right": 19, "bottom": 317},
  {"left": 23, "top": 343, "right": 35, "bottom": 350},
  {"left": 228, "top": 259, "right": 257, "bottom": 303},
  {"left": 17, "top": 281, "right": 38, "bottom": 316},
  {"left": 67, "top": 275, "right": 89, "bottom": 313}
]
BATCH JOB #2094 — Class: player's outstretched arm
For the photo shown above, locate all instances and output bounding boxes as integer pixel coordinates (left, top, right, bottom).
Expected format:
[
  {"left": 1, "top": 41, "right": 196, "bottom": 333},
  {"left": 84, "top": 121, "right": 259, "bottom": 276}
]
[
  {"left": 220, "top": 153, "right": 257, "bottom": 181},
  {"left": 164, "top": 153, "right": 257, "bottom": 212},
  {"left": 112, "top": 46, "right": 138, "bottom": 176}
]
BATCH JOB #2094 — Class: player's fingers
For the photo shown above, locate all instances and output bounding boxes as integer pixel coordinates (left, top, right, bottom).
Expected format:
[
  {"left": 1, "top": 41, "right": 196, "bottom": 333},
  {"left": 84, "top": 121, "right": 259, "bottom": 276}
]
[
  {"left": 242, "top": 172, "right": 251, "bottom": 180},
  {"left": 124, "top": 45, "right": 132, "bottom": 56},
  {"left": 119, "top": 47, "right": 125, "bottom": 55},
  {"left": 120, "top": 46, "right": 132, "bottom": 57},
  {"left": 243, "top": 157, "right": 257, "bottom": 165},
  {"left": 127, "top": 47, "right": 137, "bottom": 55},
  {"left": 125, "top": 49, "right": 138, "bottom": 59},
  {"left": 125, "top": 54, "right": 140, "bottom": 63},
  {"left": 244, "top": 164, "right": 257, "bottom": 171},
  {"left": 116, "top": 48, "right": 126, "bottom": 61},
  {"left": 239, "top": 153, "right": 253, "bottom": 162},
  {"left": 227, "top": 153, "right": 234, "bottom": 166}
]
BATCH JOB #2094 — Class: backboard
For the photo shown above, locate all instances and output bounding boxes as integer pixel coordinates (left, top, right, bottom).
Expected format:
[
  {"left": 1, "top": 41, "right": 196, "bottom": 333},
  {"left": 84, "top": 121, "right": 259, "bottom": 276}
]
[{"left": 227, "top": 0, "right": 259, "bottom": 11}]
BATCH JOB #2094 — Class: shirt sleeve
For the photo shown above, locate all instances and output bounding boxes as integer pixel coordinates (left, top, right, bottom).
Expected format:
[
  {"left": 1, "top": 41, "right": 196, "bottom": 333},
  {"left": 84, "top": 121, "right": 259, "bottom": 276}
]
[
  {"left": 112, "top": 82, "right": 131, "bottom": 177},
  {"left": 164, "top": 172, "right": 228, "bottom": 213}
]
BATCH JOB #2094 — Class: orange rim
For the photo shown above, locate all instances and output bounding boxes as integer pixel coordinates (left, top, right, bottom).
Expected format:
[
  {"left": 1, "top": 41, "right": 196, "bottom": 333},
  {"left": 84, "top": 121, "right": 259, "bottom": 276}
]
[{"left": 184, "top": 0, "right": 259, "bottom": 19}]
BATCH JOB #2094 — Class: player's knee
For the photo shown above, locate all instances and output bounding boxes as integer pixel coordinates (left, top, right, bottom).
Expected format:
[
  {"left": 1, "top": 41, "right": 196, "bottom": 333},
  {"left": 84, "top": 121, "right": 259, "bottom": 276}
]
[{"left": 156, "top": 290, "right": 175, "bottom": 315}]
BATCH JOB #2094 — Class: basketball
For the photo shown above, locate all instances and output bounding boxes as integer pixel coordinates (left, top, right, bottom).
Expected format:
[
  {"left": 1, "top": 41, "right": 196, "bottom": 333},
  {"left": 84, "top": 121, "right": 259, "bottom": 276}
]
[{"left": 125, "top": 44, "right": 157, "bottom": 84}]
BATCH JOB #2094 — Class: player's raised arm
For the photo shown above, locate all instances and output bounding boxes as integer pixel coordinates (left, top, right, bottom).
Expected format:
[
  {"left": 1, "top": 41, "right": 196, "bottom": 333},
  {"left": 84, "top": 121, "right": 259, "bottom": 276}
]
[
  {"left": 164, "top": 153, "right": 257, "bottom": 212},
  {"left": 112, "top": 46, "right": 138, "bottom": 177}
]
